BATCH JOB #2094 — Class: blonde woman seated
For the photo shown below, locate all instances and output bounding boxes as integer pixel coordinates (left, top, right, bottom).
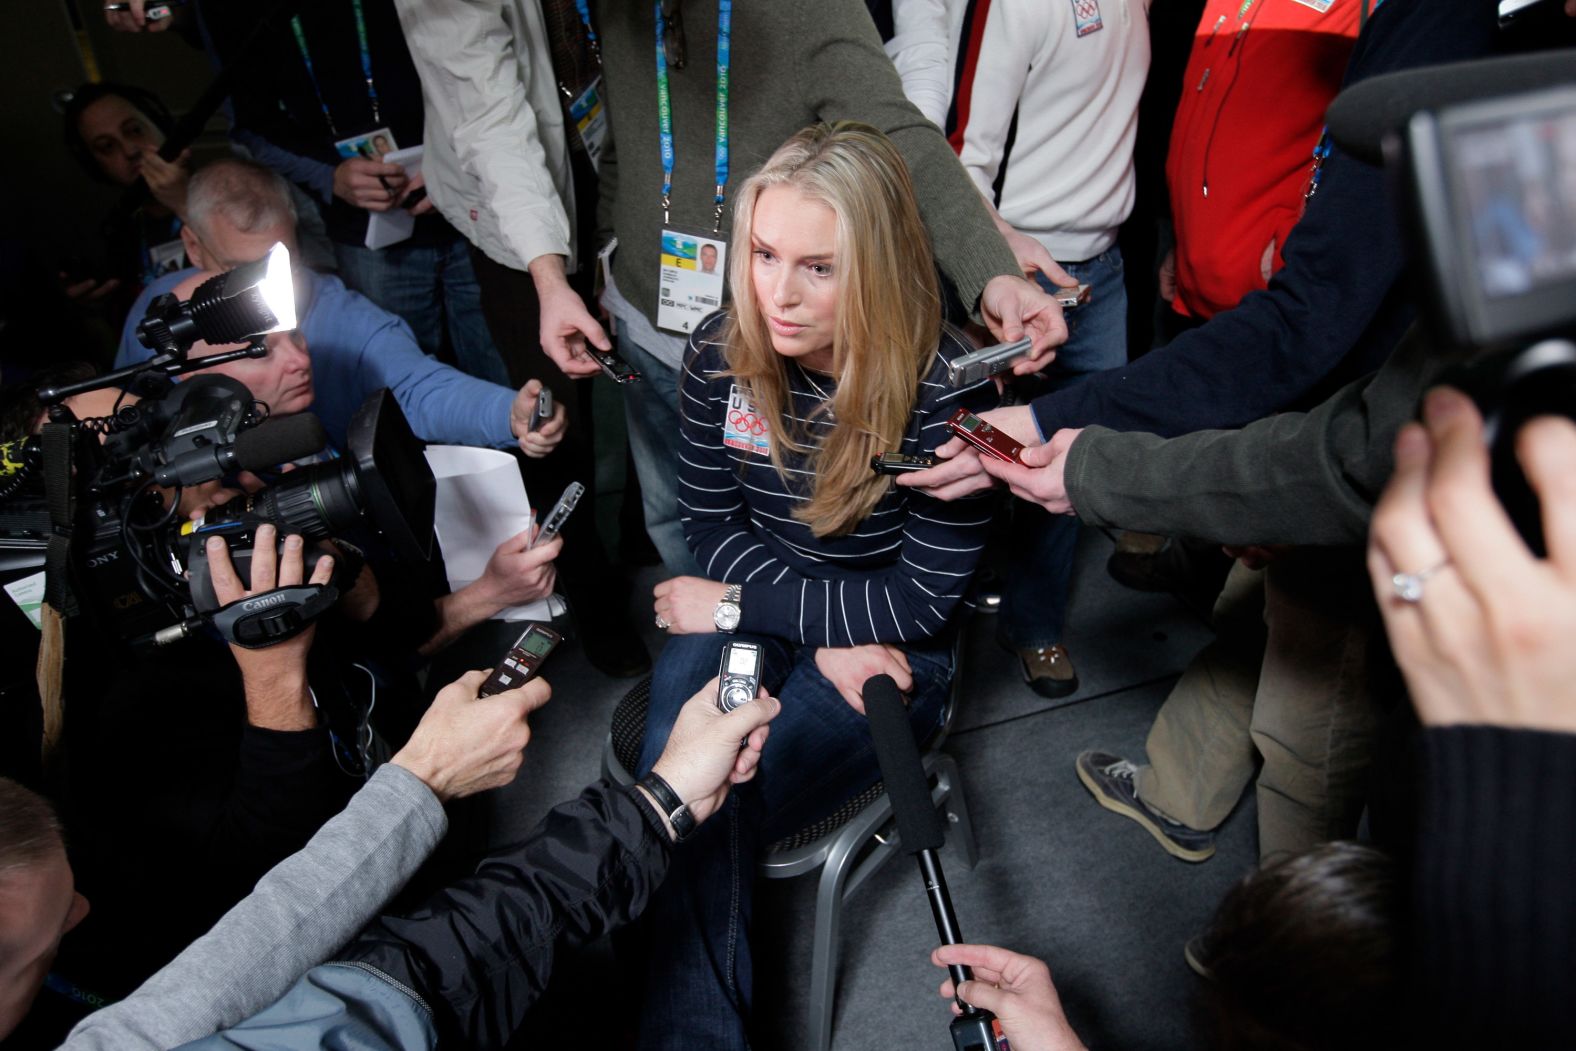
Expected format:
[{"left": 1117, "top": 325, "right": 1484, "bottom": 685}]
[{"left": 634, "top": 122, "right": 998, "bottom": 1050}]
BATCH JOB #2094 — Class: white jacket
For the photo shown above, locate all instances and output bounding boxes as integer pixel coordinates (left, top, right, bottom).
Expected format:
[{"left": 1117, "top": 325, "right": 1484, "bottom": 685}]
[{"left": 393, "top": 0, "right": 577, "bottom": 273}]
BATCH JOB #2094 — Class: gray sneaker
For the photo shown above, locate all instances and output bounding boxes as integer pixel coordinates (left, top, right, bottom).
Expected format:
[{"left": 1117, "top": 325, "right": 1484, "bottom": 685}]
[{"left": 1074, "top": 751, "right": 1217, "bottom": 862}]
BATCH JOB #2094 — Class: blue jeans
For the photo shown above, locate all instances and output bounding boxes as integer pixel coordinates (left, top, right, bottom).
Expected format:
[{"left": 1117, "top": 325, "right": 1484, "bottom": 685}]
[
  {"left": 333, "top": 235, "right": 511, "bottom": 387},
  {"left": 1000, "top": 246, "right": 1129, "bottom": 648},
  {"left": 617, "top": 335, "right": 700, "bottom": 576},
  {"left": 631, "top": 632, "right": 952, "bottom": 1050}
]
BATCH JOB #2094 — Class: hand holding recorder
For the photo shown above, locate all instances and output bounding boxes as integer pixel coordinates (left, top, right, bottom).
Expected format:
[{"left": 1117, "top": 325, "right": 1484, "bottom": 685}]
[{"left": 644, "top": 678, "right": 778, "bottom": 832}]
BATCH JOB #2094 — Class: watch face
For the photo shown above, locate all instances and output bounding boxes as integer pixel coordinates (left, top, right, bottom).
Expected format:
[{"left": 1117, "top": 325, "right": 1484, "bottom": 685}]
[{"left": 714, "top": 602, "right": 741, "bottom": 632}]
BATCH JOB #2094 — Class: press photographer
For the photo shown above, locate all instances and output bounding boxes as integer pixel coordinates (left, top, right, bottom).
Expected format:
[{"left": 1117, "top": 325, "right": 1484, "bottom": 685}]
[{"left": 0, "top": 245, "right": 555, "bottom": 1012}]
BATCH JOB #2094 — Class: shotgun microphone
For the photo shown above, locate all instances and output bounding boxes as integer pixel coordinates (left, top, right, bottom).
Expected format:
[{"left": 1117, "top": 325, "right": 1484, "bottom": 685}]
[{"left": 864, "top": 674, "right": 1007, "bottom": 1051}]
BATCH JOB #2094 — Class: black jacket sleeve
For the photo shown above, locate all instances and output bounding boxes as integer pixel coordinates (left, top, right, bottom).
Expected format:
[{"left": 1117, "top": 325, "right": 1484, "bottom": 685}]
[
  {"left": 1411, "top": 726, "right": 1576, "bottom": 1045},
  {"left": 337, "top": 781, "right": 672, "bottom": 1049}
]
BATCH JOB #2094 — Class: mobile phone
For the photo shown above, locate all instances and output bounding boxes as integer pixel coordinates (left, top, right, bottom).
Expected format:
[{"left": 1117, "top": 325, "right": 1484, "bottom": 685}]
[
  {"left": 946, "top": 408, "right": 1025, "bottom": 465},
  {"left": 528, "top": 388, "right": 554, "bottom": 432},
  {"left": 870, "top": 452, "right": 938, "bottom": 475},
  {"left": 587, "top": 347, "right": 642, "bottom": 383},
  {"left": 945, "top": 337, "right": 1034, "bottom": 388},
  {"left": 529, "top": 481, "right": 585, "bottom": 549},
  {"left": 717, "top": 640, "right": 764, "bottom": 713},
  {"left": 478, "top": 622, "right": 563, "bottom": 697},
  {"left": 1053, "top": 283, "right": 1092, "bottom": 309}
]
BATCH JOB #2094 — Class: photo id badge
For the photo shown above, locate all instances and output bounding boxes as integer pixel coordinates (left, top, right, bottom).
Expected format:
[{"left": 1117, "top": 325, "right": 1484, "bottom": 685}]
[
  {"left": 147, "top": 238, "right": 188, "bottom": 278},
  {"left": 569, "top": 77, "right": 609, "bottom": 173},
  {"left": 334, "top": 127, "right": 398, "bottom": 161},
  {"left": 656, "top": 229, "right": 726, "bottom": 335}
]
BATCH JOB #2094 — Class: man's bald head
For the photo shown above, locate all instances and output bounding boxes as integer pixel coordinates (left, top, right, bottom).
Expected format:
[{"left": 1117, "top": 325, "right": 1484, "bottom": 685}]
[{"left": 176, "top": 270, "right": 315, "bottom": 417}]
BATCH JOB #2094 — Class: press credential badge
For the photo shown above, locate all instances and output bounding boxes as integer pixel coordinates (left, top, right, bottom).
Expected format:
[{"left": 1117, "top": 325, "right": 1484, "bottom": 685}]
[{"left": 656, "top": 229, "right": 726, "bottom": 334}]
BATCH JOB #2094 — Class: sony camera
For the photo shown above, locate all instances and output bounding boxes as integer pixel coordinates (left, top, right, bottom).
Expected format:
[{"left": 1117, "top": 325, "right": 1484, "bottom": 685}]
[{"left": 0, "top": 245, "right": 436, "bottom": 648}]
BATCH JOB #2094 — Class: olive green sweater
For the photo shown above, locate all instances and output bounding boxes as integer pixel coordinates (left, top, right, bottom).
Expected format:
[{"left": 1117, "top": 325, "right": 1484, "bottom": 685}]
[{"left": 594, "top": 0, "right": 1018, "bottom": 338}]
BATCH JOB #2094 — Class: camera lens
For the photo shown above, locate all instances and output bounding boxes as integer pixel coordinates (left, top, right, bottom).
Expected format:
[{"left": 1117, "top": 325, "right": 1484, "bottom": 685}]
[{"left": 248, "top": 460, "right": 364, "bottom": 539}]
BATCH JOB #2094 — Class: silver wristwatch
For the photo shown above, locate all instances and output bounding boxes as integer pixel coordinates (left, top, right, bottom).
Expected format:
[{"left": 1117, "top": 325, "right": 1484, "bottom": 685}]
[{"left": 713, "top": 584, "right": 743, "bottom": 633}]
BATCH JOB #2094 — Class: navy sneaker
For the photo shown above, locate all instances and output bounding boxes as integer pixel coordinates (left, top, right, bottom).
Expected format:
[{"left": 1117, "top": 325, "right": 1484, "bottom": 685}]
[{"left": 1075, "top": 751, "right": 1216, "bottom": 862}]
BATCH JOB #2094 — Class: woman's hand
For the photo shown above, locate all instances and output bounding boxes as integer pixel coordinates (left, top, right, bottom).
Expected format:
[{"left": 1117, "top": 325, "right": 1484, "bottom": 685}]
[
  {"left": 653, "top": 576, "right": 729, "bottom": 634},
  {"left": 1368, "top": 387, "right": 1576, "bottom": 733},
  {"left": 813, "top": 644, "right": 912, "bottom": 714}
]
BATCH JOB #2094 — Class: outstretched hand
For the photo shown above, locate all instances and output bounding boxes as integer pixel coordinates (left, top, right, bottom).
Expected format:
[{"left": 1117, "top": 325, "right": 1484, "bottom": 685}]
[
  {"left": 647, "top": 677, "right": 780, "bottom": 832},
  {"left": 978, "top": 428, "right": 1082, "bottom": 515},
  {"left": 932, "top": 944, "right": 1087, "bottom": 1051},
  {"left": 391, "top": 668, "right": 552, "bottom": 802},
  {"left": 979, "top": 275, "right": 1068, "bottom": 376}
]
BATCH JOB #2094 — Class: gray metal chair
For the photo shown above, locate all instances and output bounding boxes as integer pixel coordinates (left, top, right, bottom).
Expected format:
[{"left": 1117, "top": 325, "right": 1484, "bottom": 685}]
[{"left": 600, "top": 636, "right": 978, "bottom": 1051}]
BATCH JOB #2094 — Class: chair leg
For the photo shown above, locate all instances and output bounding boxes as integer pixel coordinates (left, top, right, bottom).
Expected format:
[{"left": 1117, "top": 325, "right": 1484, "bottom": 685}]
[
  {"left": 936, "top": 754, "right": 980, "bottom": 871},
  {"left": 808, "top": 830, "right": 863, "bottom": 1051}
]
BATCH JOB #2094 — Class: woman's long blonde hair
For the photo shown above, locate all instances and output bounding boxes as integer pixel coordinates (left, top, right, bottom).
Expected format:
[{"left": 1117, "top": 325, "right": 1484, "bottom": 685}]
[{"left": 723, "top": 122, "right": 942, "bottom": 538}]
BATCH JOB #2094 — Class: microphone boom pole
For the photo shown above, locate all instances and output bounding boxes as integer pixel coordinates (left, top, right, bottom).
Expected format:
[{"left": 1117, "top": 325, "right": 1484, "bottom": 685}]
[{"left": 863, "top": 674, "right": 1007, "bottom": 1051}]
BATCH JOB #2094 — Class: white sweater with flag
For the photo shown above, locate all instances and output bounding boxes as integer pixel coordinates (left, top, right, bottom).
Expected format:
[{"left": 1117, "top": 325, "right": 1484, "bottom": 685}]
[{"left": 952, "top": 0, "right": 1151, "bottom": 263}]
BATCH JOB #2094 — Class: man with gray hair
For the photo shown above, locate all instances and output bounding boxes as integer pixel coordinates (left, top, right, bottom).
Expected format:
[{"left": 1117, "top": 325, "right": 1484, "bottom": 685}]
[
  {"left": 115, "top": 156, "right": 564, "bottom": 458},
  {"left": 116, "top": 156, "right": 650, "bottom": 677}
]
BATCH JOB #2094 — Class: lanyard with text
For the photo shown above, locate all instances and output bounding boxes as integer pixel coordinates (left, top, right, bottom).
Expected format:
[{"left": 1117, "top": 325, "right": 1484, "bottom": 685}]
[
  {"left": 290, "top": 0, "right": 382, "bottom": 139},
  {"left": 654, "top": 0, "right": 731, "bottom": 232}
]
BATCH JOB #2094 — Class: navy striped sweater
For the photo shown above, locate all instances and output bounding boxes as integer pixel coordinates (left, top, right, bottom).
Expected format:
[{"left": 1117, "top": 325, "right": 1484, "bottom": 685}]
[{"left": 678, "top": 311, "right": 999, "bottom": 648}]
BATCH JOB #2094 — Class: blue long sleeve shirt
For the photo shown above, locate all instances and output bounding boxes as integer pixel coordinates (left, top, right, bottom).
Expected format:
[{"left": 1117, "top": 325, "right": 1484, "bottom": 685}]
[
  {"left": 1027, "top": 0, "right": 1503, "bottom": 442},
  {"left": 678, "top": 312, "right": 999, "bottom": 648},
  {"left": 116, "top": 269, "right": 515, "bottom": 452}
]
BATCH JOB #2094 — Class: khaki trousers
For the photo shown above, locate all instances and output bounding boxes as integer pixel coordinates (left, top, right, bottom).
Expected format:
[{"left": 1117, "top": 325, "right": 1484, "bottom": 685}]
[{"left": 1133, "top": 550, "right": 1384, "bottom": 859}]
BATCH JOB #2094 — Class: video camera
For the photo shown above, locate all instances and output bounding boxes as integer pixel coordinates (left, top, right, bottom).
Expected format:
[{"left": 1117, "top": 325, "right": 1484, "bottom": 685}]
[
  {"left": 1331, "top": 52, "right": 1576, "bottom": 552},
  {"left": 0, "top": 243, "right": 435, "bottom": 649}
]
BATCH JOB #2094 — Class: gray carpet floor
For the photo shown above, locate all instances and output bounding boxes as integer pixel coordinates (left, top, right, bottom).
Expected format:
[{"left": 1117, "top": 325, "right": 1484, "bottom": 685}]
[{"left": 449, "top": 521, "right": 1264, "bottom": 1051}]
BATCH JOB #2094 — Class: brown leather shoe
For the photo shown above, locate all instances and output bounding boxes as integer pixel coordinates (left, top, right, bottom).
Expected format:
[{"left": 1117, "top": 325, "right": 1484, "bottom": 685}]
[{"left": 1013, "top": 643, "right": 1078, "bottom": 699}]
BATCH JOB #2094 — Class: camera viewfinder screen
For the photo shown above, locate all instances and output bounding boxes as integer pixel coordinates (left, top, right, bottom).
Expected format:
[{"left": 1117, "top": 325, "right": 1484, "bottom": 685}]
[
  {"left": 1453, "top": 107, "right": 1576, "bottom": 300},
  {"left": 728, "top": 646, "right": 757, "bottom": 674}
]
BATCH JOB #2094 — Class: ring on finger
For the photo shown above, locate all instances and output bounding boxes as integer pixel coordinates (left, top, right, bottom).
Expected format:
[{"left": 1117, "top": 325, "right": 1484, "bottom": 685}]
[
  {"left": 1392, "top": 559, "right": 1451, "bottom": 604},
  {"left": 655, "top": 613, "right": 670, "bottom": 631}
]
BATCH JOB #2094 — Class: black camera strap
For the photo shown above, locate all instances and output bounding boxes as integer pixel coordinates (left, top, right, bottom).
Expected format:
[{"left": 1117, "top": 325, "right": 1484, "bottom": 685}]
[
  {"left": 40, "top": 421, "right": 80, "bottom": 620},
  {"left": 208, "top": 583, "right": 340, "bottom": 649}
]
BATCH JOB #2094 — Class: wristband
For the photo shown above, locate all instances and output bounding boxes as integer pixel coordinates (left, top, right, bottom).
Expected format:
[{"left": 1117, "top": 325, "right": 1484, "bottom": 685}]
[{"left": 637, "top": 770, "right": 696, "bottom": 842}]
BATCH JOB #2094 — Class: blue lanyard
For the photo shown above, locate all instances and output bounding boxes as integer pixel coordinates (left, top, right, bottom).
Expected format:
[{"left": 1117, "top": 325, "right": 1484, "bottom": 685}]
[
  {"left": 291, "top": 0, "right": 381, "bottom": 139},
  {"left": 574, "top": 0, "right": 601, "bottom": 62},
  {"left": 654, "top": 0, "right": 731, "bottom": 231}
]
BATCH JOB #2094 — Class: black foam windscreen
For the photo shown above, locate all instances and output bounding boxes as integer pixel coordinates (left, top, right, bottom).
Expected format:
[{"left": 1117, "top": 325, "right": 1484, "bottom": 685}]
[
  {"left": 233, "top": 413, "right": 327, "bottom": 471},
  {"left": 864, "top": 674, "right": 944, "bottom": 853},
  {"left": 1327, "top": 52, "right": 1576, "bottom": 165}
]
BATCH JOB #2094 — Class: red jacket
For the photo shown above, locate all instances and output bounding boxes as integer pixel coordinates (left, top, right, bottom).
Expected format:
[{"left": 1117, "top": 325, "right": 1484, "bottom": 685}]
[{"left": 1167, "top": 0, "right": 1360, "bottom": 319}]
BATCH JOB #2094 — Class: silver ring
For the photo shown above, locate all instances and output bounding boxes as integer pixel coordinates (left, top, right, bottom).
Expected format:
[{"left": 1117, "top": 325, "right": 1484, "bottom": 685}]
[
  {"left": 1392, "top": 560, "right": 1450, "bottom": 603},
  {"left": 655, "top": 614, "right": 670, "bottom": 630}
]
